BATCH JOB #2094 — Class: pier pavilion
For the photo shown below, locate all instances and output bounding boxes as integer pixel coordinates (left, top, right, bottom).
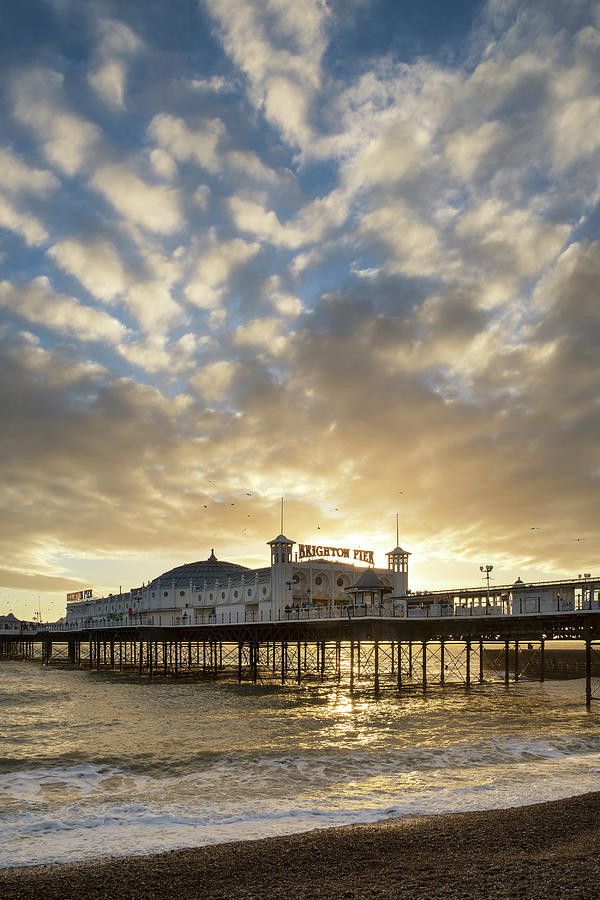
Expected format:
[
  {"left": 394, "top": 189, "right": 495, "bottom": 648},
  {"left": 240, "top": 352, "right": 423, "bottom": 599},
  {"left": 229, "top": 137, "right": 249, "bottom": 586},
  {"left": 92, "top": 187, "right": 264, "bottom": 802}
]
[{"left": 62, "top": 533, "right": 410, "bottom": 629}]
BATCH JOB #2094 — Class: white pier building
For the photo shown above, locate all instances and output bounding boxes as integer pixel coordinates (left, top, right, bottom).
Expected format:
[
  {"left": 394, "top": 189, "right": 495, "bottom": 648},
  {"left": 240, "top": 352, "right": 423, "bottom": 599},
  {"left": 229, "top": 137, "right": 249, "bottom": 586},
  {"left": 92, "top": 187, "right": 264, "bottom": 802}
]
[{"left": 65, "top": 534, "right": 410, "bottom": 628}]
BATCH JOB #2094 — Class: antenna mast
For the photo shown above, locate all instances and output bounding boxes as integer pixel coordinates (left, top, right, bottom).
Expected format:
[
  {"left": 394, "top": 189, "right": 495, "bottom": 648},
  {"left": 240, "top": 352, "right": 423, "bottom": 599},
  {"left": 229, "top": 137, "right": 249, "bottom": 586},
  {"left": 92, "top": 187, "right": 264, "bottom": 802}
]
[{"left": 281, "top": 496, "right": 284, "bottom": 533}]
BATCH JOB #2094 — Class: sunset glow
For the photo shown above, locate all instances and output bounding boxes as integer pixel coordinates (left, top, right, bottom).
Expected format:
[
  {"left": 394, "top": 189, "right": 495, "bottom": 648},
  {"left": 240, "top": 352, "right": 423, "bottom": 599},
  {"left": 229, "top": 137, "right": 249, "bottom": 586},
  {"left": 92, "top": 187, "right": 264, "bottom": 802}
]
[{"left": 1, "top": 0, "right": 599, "bottom": 621}]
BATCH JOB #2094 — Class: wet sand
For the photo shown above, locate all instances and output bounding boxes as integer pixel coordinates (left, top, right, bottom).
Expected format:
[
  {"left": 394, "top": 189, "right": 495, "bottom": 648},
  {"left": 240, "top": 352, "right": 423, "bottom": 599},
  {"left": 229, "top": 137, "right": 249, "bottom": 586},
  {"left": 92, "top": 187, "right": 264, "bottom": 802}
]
[{"left": 2, "top": 792, "right": 600, "bottom": 899}]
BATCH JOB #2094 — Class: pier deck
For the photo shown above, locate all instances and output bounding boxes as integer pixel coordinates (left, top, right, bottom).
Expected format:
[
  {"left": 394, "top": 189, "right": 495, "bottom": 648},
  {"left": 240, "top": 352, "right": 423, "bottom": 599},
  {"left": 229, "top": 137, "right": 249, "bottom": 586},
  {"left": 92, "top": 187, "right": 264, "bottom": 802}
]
[{"left": 3, "top": 605, "right": 600, "bottom": 706}]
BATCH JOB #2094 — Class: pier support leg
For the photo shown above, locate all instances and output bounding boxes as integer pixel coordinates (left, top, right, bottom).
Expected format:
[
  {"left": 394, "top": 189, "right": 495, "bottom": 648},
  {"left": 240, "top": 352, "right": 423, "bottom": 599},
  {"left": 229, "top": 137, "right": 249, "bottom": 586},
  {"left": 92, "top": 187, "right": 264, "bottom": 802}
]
[
  {"left": 408, "top": 642, "right": 413, "bottom": 678},
  {"left": 440, "top": 640, "right": 445, "bottom": 685},
  {"left": 350, "top": 639, "right": 354, "bottom": 691},
  {"left": 514, "top": 640, "right": 519, "bottom": 683},
  {"left": 585, "top": 623, "right": 592, "bottom": 709},
  {"left": 479, "top": 640, "right": 484, "bottom": 683},
  {"left": 422, "top": 641, "right": 427, "bottom": 691},
  {"left": 374, "top": 640, "right": 380, "bottom": 695},
  {"left": 297, "top": 641, "right": 301, "bottom": 684},
  {"left": 148, "top": 642, "right": 153, "bottom": 679},
  {"left": 238, "top": 642, "right": 243, "bottom": 683},
  {"left": 466, "top": 640, "right": 471, "bottom": 687},
  {"left": 397, "top": 642, "right": 402, "bottom": 690},
  {"left": 504, "top": 639, "right": 510, "bottom": 685},
  {"left": 540, "top": 638, "right": 545, "bottom": 683},
  {"left": 139, "top": 641, "right": 143, "bottom": 676},
  {"left": 252, "top": 642, "right": 258, "bottom": 683}
]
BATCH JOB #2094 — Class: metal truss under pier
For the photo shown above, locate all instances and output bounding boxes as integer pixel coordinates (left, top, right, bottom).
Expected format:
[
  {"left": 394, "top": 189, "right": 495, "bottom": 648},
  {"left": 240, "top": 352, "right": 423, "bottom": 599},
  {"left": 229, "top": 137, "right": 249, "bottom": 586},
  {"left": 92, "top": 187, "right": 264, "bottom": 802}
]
[{"left": 2, "top": 611, "right": 600, "bottom": 706}]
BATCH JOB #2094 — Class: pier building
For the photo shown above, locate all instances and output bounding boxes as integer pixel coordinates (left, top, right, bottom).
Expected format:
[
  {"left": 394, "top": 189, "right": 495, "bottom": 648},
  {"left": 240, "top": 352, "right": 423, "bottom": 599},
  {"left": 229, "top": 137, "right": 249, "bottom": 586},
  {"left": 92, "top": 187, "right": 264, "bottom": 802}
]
[{"left": 64, "top": 534, "right": 411, "bottom": 629}]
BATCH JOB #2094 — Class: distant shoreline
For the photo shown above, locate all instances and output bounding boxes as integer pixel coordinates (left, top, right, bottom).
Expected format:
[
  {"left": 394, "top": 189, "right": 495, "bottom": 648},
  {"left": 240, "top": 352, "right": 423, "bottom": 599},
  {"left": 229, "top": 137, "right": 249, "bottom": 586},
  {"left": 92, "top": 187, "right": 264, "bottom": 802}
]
[{"left": 2, "top": 791, "right": 600, "bottom": 898}]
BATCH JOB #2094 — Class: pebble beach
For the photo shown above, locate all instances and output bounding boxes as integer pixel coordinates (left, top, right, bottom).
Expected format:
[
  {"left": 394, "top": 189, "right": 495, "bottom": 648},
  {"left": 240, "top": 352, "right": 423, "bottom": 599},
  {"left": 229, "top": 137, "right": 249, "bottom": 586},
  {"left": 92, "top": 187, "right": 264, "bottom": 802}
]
[{"left": 2, "top": 791, "right": 600, "bottom": 899}]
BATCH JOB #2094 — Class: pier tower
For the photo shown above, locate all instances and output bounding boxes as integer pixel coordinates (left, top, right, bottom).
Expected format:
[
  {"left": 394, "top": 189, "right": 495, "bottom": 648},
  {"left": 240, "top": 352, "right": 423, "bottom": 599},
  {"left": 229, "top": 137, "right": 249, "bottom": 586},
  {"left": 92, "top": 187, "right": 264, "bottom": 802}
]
[
  {"left": 386, "top": 545, "right": 410, "bottom": 596},
  {"left": 268, "top": 533, "right": 295, "bottom": 616}
]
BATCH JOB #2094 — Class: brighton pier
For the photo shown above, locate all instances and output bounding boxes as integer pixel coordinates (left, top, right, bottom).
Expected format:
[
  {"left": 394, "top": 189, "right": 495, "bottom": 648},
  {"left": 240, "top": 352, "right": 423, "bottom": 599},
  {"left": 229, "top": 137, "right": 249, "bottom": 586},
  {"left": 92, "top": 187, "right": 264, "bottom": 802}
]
[{"left": 2, "top": 532, "right": 599, "bottom": 707}]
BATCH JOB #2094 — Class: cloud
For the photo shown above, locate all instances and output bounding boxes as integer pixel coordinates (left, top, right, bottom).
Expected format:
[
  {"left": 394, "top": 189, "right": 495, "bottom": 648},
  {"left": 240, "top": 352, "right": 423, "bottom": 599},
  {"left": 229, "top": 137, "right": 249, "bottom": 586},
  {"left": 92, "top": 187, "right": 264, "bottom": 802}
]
[
  {"left": 0, "top": 148, "right": 60, "bottom": 196},
  {"left": 0, "top": 278, "right": 128, "bottom": 344},
  {"left": 88, "top": 17, "right": 145, "bottom": 109},
  {"left": 90, "top": 163, "right": 183, "bottom": 234},
  {"left": 232, "top": 316, "right": 288, "bottom": 353},
  {"left": 185, "top": 235, "right": 261, "bottom": 309},
  {"left": 0, "top": 195, "right": 48, "bottom": 246},
  {"left": 225, "top": 150, "right": 280, "bottom": 184},
  {"left": 147, "top": 114, "right": 225, "bottom": 174},
  {"left": 118, "top": 332, "right": 200, "bottom": 374},
  {"left": 12, "top": 68, "right": 102, "bottom": 175},
  {"left": 48, "top": 239, "right": 128, "bottom": 302},
  {"left": 124, "top": 281, "right": 183, "bottom": 332},
  {"left": 150, "top": 148, "right": 178, "bottom": 180},
  {"left": 191, "top": 359, "right": 238, "bottom": 402},
  {"left": 89, "top": 60, "right": 127, "bottom": 109},
  {"left": 261, "top": 275, "right": 303, "bottom": 317},
  {"left": 205, "top": 0, "right": 329, "bottom": 147}
]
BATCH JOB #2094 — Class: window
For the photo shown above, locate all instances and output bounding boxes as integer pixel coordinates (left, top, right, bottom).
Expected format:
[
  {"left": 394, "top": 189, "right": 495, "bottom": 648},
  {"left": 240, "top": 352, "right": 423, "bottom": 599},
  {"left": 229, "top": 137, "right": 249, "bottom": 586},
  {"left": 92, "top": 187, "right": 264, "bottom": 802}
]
[
  {"left": 179, "top": 590, "right": 185, "bottom": 597},
  {"left": 163, "top": 591, "right": 168, "bottom": 597},
  {"left": 234, "top": 590, "right": 238, "bottom": 598},
  {"left": 337, "top": 577, "right": 344, "bottom": 587},
  {"left": 315, "top": 576, "right": 322, "bottom": 586}
]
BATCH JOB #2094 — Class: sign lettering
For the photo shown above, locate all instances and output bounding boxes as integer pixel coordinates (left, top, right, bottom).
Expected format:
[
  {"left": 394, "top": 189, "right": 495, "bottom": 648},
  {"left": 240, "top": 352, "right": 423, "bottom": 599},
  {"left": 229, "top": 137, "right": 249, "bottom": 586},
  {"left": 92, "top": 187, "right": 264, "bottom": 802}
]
[
  {"left": 66, "top": 589, "right": 93, "bottom": 602},
  {"left": 298, "top": 544, "right": 374, "bottom": 565}
]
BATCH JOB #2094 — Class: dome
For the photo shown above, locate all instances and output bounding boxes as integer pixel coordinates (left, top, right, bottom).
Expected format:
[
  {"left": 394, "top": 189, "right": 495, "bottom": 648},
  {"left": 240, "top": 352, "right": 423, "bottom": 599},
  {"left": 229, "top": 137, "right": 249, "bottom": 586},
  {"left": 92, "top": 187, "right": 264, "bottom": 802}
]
[{"left": 149, "top": 550, "right": 250, "bottom": 588}]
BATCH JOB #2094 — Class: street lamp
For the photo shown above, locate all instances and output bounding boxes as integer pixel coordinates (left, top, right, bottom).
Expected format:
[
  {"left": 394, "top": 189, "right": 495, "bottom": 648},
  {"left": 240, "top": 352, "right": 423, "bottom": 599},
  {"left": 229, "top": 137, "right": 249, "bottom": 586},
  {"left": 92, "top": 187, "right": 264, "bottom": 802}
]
[{"left": 480, "top": 564, "right": 493, "bottom": 605}]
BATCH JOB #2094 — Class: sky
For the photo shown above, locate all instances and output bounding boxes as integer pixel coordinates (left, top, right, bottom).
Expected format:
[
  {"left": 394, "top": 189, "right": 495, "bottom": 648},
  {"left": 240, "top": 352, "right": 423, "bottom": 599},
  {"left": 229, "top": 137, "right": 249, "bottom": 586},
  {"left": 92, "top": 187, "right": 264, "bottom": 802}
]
[{"left": 1, "top": 0, "right": 599, "bottom": 621}]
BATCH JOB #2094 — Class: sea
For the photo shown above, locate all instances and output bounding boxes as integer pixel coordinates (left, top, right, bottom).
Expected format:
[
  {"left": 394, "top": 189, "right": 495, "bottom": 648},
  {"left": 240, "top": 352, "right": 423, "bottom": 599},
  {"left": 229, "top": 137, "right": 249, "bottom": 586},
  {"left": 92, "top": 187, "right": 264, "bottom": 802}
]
[{"left": 1, "top": 657, "right": 600, "bottom": 869}]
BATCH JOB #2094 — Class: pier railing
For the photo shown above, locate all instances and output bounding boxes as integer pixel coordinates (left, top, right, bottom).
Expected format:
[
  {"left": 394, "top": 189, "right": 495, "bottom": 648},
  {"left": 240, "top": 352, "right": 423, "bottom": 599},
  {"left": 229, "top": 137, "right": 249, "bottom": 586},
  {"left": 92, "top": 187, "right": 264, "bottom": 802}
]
[{"left": 27, "top": 593, "right": 600, "bottom": 633}]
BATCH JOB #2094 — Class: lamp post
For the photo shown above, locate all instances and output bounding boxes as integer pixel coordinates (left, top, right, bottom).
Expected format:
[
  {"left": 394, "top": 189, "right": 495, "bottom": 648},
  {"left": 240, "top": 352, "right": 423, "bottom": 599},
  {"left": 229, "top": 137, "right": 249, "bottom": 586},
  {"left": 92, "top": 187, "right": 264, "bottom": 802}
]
[{"left": 480, "top": 564, "right": 493, "bottom": 605}]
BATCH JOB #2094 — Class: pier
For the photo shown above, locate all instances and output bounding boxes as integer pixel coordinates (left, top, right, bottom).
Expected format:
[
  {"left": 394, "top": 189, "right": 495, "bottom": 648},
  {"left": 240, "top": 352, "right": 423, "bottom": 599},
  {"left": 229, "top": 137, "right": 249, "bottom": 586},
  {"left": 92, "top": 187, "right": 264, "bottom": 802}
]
[{"left": 3, "top": 589, "right": 600, "bottom": 706}]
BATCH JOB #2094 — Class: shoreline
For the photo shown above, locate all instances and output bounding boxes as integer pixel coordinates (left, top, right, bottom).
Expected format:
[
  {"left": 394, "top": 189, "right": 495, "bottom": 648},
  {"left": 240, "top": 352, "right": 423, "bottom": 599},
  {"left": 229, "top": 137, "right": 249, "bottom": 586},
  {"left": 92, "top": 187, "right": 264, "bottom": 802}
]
[{"left": 2, "top": 792, "right": 600, "bottom": 898}]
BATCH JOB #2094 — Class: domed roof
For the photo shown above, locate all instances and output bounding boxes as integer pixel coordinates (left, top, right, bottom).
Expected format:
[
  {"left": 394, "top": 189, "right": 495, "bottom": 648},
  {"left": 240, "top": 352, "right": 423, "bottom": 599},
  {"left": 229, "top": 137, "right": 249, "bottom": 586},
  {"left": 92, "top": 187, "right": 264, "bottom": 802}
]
[{"left": 150, "top": 550, "right": 250, "bottom": 587}]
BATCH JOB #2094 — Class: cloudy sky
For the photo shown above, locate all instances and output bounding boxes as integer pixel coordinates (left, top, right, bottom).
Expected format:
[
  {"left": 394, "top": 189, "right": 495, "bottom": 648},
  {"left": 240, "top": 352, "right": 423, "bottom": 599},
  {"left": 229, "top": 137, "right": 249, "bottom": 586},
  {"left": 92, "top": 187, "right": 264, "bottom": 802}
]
[{"left": 1, "top": 0, "right": 599, "bottom": 619}]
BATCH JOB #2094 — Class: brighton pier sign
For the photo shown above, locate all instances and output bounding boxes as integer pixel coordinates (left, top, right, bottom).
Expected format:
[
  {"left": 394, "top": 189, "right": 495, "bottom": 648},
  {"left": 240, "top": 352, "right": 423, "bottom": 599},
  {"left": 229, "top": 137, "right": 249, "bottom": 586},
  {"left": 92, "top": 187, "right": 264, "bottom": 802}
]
[
  {"left": 66, "top": 589, "right": 93, "bottom": 602},
  {"left": 298, "top": 543, "right": 375, "bottom": 565}
]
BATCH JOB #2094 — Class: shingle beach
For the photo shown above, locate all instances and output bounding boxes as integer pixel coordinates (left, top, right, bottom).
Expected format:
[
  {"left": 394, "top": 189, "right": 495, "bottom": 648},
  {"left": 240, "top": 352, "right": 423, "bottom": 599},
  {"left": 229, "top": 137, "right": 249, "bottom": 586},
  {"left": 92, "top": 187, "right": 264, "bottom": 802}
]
[{"left": 2, "top": 792, "right": 600, "bottom": 899}]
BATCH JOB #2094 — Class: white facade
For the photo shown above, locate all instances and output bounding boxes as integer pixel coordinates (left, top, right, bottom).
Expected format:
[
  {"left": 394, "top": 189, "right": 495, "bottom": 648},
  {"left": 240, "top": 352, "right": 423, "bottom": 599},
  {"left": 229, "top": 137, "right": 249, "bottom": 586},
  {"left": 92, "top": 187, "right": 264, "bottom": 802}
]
[{"left": 65, "top": 535, "right": 410, "bottom": 628}]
